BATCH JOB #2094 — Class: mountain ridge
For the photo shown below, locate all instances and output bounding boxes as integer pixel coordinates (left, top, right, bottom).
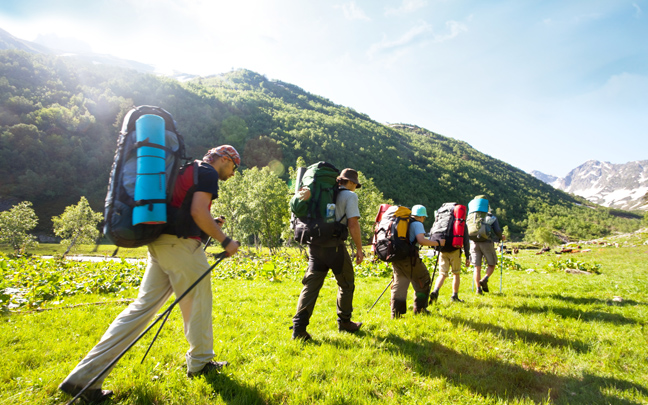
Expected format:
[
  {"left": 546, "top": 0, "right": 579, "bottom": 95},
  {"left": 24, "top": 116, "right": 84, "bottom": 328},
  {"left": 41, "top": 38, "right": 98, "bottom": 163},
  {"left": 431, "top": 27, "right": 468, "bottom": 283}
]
[{"left": 531, "top": 160, "right": 648, "bottom": 211}]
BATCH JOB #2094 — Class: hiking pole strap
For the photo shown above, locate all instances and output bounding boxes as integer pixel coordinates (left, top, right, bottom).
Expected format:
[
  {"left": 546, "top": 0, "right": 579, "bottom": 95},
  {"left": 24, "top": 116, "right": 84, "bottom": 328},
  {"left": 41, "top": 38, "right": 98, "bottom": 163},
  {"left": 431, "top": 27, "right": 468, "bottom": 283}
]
[
  {"left": 68, "top": 252, "right": 227, "bottom": 405},
  {"left": 140, "top": 252, "right": 227, "bottom": 363},
  {"left": 369, "top": 277, "right": 393, "bottom": 312}
]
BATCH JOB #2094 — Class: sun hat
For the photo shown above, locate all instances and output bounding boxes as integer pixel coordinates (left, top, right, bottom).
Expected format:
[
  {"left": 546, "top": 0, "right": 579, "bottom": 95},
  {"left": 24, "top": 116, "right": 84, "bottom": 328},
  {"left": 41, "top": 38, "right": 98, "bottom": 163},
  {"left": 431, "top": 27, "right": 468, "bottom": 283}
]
[{"left": 337, "top": 168, "right": 362, "bottom": 188}]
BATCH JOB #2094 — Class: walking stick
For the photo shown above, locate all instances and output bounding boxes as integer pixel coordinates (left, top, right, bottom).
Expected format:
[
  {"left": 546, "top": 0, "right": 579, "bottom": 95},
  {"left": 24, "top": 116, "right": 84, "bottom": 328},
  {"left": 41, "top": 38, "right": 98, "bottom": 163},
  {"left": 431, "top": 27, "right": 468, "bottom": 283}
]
[
  {"left": 429, "top": 250, "right": 440, "bottom": 287},
  {"left": 368, "top": 276, "right": 393, "bottom": 312},
  {"left": 500, "top": 240, "right": 504, "bottom": 293},
  {"left": 68, "top": 252, "right": 228, "bottom": 405}
]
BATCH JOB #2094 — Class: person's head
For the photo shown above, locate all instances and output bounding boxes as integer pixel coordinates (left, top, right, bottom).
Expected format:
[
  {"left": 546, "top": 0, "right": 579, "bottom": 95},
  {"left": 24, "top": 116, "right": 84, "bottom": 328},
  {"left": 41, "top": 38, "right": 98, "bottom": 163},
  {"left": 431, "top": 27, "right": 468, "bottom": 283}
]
[
  {"left": 203, "top": 145, "right": 241, "bottom": 181},
  {"left": 337, "top": 168, "right": 362, "bottom": 191},
  {"left": 411, "top": 204, "right": 427, "bottom": 222}
]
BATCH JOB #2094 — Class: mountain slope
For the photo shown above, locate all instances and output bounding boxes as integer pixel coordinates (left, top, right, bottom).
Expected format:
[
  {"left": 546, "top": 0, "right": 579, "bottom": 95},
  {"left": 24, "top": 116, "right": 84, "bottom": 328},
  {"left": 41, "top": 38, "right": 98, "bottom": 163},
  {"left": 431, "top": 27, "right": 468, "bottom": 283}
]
[
  {"left": 0, "top": 50, "right": 642, "bottom": 240},
  {"left": 532, "top": 160, "right": 648, "bottom": 211}
]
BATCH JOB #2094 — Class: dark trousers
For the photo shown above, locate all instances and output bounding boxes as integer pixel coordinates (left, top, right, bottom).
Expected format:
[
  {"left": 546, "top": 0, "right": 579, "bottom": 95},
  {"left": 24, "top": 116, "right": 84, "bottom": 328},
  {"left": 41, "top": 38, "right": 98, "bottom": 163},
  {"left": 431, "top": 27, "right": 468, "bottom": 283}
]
[{"left": 293, "top": 244, "right": 355, "bottom": 331}]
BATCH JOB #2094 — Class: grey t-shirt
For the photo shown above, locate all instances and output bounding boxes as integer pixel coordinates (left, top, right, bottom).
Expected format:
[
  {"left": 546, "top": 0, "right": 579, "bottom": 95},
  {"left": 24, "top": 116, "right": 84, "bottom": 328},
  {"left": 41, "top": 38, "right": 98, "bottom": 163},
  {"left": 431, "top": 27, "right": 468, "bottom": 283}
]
[{"left": 334, "top": 188, "right": 360, "bottom": 225}]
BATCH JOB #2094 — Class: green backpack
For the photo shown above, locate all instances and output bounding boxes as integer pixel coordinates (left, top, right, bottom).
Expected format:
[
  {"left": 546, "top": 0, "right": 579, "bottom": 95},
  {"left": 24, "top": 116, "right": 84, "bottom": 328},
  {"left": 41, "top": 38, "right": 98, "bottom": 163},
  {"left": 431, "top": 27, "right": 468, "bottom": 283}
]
[
  {"left": 467, "top": 211, "right": 497, "bottom": 242},
  {"left": 290, "top": 161, "right": 348, "bottom": 246}
]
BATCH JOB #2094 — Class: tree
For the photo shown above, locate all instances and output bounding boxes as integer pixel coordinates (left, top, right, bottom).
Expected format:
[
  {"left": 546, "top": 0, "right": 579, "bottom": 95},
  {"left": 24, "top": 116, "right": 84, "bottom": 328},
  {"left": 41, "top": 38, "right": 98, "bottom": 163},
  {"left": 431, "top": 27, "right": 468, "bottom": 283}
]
[
  {"left": 531, "top": 227, "right": 560, "bottom": 248},
  {"left": 52, "top": 196, "right": 103, "bottom": 257},
  {"left": 356, "top": 172, "right": 393, "bottom": 246},
  {"left": 211, "top": 167, "right": 290, "bottom": 251},
  {"left": 0, "top": 201, "right": 39, "bottom": 253}
]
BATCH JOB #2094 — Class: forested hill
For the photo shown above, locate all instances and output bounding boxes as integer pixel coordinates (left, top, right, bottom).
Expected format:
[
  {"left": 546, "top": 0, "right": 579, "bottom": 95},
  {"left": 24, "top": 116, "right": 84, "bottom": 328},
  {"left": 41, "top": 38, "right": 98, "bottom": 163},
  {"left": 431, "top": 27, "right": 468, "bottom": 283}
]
[{"left": 0, "top": 50, "right": 641, "bottom": 239}]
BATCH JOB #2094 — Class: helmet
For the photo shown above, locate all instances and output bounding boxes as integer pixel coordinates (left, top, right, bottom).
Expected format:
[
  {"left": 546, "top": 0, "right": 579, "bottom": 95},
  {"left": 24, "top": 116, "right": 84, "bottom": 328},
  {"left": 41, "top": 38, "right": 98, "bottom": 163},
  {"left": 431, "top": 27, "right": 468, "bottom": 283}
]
[{"left": 411, "top": 204, "right": 427, "bottom": 217}]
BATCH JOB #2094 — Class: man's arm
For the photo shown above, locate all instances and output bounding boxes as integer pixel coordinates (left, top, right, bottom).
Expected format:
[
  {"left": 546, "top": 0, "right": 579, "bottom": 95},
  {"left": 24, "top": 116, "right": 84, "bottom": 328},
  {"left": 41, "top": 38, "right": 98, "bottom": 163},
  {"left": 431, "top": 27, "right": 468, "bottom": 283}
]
[
  {"left": 191, "top": 191, "right": 239, "bottom": 256},
  {"left": 416, "top": 233, "right": 445, "bottom": 247},
  {"left": 347, "top": 216, "right": 364, "bottom": 265}
]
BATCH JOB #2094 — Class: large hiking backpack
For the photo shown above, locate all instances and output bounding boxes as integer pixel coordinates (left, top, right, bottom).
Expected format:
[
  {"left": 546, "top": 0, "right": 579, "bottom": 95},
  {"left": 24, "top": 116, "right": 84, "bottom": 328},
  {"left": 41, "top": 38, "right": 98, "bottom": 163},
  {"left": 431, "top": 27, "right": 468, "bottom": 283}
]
[
  {"left": 370, "top": 203, "right": 392, "bottom": 253},
  {"left": 290, "top": 161, "right": 348, "bottom": 246},
  {"left": 373, "top": 205, "right": 417, "bottom": 262},
  {"left": 430, "top": 202, "right": 467, "bottom": 252},
  {"left": 467, "top": 212, "right": 497, "bottom": 242},
  {"left": 104, "top": 106, "right": 186, "bottom": 248}
]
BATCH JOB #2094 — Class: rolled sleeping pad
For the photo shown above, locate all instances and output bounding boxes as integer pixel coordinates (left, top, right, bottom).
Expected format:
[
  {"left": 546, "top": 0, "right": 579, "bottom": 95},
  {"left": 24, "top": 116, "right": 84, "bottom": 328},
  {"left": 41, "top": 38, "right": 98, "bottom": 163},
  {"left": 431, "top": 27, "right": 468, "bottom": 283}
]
[
  {"left": 468, "top": 198, "right": 489, "bottom": 214},
  {"left": 133, "top": 114, "right": 167, "bottom": 225}
]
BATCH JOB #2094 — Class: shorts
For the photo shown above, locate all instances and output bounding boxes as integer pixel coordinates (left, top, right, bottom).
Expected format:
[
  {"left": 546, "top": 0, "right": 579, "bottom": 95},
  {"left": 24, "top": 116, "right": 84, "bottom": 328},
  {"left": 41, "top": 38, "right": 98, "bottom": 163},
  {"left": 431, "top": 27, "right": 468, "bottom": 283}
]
[
  {"left": 439, "top": 249, "right": 462, "bottom": 277},
  {"left": 470, "top": 240, "right": 498, "bottom": 267}
]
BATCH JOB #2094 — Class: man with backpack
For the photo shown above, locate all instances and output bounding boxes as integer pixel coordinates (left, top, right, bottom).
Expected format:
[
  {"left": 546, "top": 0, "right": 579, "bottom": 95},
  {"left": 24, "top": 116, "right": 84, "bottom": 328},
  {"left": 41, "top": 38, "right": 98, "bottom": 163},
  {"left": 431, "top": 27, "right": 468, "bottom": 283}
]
[
  {"left": 59, "top": 145, "right": 241, "bottom": 403},
  {"left": 390, "top": 204, "right": 445, "bottom": 319},
  {"left": 466, "top": 195, "right": 504, "bottom": 295},
  {"left": 429, "top": 204, "right": 471, "bottom": 303},
  {"left": 291, "top": 168, "right": 364, "bottom": 341}
]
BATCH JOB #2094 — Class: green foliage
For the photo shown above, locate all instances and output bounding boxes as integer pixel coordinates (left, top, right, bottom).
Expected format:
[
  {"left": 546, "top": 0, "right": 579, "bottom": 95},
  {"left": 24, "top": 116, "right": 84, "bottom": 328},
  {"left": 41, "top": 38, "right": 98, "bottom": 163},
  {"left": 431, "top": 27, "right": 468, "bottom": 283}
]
[
  {"left": 0, "top": 254, "right": 144, "bottom": 310},
  {"left": 526, "top": 226, "right": 561, "bottom": 247},
  {"left": 0, "top": 201, "right": 39, "bottom": 253},
  {"left": 545, "top": 257, "right": 602, "bottom": 274},
  {"left": 51, "top": 196, "right": 103, "bottom": 256},
  {"left": 212, "top": 167, "right": 290, "bottom": 250}
]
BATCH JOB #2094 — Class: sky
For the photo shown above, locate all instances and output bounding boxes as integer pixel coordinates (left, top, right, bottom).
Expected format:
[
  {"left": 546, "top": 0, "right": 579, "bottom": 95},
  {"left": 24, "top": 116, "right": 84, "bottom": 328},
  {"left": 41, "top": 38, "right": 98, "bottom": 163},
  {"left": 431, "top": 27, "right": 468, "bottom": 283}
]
[{"left": 1, "top": 0, "right": 647, "bottom": 177}]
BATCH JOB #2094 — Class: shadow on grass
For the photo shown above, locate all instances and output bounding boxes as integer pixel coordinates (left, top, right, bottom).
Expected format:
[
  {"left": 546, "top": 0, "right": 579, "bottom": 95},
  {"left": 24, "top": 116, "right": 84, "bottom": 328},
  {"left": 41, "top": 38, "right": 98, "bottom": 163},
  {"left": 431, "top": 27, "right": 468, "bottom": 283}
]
[
  {"left": 548, "top": 294, "right": 646, "bottom": 307},
  {"left": 205, "top": 373, "right": 268, "bottom": 405},
  {"left": 439, "top": 313, "right": 591, "bottom": 353},
  {"left": 510, "top": 303, "right": 639, "bottom": 325},
  {"left": 381, "top": 333, "right": 648, "bottom": 404}
]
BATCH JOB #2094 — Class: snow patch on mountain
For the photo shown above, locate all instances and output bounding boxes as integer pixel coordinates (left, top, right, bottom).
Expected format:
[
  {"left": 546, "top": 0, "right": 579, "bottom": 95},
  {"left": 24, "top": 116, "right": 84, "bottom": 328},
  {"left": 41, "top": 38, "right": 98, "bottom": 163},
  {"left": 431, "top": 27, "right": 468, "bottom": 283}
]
[{"left": 531, "top": 160, "right": 648, "bottom": 211}]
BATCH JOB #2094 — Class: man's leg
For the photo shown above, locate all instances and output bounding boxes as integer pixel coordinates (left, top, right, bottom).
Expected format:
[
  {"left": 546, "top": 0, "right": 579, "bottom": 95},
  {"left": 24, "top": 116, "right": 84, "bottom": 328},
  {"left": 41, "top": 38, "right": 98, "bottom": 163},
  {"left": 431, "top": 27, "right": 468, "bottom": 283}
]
[
  {"left": 390, "top": 260, "right": 410, "bottom": 318},
  {"left": 293, "top": 246, "right": 329, "bottom": 337},
  {"left": 60, "top": 244, "right": 174, "bottom": 392},
  {"left": 411, "top": 258, "right": 431, "bottom": 314},
  {"left": 151, "top": 235, "right": 217, "bottom": 374},
  {"left": 334, "top": 246, "right": 356, "bottom": 323}
]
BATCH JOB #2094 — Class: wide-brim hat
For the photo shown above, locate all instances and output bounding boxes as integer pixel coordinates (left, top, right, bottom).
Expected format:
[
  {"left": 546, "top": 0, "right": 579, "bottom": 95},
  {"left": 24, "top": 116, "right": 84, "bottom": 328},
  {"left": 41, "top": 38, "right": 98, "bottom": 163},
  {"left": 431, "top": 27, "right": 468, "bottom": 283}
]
[{"left": 337, "top": 168, "right": 362, "bottom": 188}]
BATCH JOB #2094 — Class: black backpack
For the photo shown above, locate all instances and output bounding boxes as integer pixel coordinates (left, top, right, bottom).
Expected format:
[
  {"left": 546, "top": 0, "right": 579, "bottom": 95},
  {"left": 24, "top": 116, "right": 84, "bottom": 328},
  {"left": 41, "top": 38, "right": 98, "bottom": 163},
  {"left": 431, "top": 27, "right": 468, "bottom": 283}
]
[
  {"left": 104, "top": 105, "right": 187, "bottom": 248},
  {"left": 430, "top": 202, "right": 467, "bottom": 252},
  {"left": 289, "top": 161, "right": 348, "bottom": 247}
]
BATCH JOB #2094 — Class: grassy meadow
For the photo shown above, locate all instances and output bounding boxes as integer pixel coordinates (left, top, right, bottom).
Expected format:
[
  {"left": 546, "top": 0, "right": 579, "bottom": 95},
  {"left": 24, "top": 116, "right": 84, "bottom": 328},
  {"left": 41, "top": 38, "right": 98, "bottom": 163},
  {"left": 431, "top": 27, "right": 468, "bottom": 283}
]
[{"left": 1, "top": 236, "right": 647, "bottom": 404}]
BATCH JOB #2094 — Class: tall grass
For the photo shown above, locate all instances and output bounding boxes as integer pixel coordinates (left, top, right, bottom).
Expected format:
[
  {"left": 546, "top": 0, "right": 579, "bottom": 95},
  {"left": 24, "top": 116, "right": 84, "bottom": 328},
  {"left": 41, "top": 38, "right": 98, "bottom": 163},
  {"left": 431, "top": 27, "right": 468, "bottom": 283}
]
[{"left": 1, "top": 244, "right": 647, "bottom": 404}]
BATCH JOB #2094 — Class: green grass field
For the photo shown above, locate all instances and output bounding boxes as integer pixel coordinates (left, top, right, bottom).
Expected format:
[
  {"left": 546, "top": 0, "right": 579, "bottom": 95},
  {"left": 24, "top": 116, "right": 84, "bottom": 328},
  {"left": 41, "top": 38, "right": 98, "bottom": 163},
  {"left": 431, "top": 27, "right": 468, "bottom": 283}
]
[{"left": 1, "top": 240, "right": 647, "bottom": 404}]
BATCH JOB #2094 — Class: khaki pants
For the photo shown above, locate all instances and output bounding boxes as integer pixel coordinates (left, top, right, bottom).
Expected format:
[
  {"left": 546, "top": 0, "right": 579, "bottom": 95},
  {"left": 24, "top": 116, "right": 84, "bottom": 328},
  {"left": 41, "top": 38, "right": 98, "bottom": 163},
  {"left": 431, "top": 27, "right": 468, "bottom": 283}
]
[
  {"left": 62, "top": 234, "right": 215, "bottom": 389},
  {"left": 390, "top": 256, "right": 430, "bottom": 313}
]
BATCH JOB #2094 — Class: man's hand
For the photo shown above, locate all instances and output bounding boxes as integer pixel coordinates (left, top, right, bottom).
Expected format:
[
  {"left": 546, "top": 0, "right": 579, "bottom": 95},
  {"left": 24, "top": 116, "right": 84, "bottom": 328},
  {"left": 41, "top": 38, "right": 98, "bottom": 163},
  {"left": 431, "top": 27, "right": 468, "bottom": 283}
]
[
  {"left": 224, "top": 239, "right": 240, "bottom": 257},
  {"left": 438, "top": 239, "right": 446, "bottom": 247},
  {"left": 465, "top": 258, "right": 470, "bottom": 268},
  {"left": 355, "top": 249, "right": 364, "bottom": 265},
  {"left": 297, "top": 187, "right": 311, "bottom": 201}
]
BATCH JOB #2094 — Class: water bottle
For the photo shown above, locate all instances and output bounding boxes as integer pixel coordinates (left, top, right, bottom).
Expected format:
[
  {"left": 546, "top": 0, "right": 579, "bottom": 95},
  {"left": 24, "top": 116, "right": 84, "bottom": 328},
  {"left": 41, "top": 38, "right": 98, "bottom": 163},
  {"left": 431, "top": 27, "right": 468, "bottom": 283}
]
[{"left": 326, "top": 203, "right": 336, "bottom": 218}]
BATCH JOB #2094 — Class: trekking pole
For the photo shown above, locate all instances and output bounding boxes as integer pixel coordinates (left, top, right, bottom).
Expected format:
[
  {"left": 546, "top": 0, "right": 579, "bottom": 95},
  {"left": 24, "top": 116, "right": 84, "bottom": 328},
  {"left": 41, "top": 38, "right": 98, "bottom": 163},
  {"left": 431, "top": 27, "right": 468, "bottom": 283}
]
[
  {"left": 68, "top": 252, "right": 228, "bottom": 405},
  {"left": 499, "top": 240, "right": 504, "bottom": 294},
  {"left": 430, "top": 251, "right": 440, "bottom": 287},
  {"left": 368, "top": 277, "right": 393, "bottom": 312}
]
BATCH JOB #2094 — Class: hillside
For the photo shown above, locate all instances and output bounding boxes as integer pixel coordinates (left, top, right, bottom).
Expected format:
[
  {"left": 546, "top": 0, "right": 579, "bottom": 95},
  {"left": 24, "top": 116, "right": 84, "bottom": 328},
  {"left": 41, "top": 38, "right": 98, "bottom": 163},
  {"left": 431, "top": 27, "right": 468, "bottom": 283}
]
[{"left": 0, "top": 50, "right": 642, "bottom": 240}]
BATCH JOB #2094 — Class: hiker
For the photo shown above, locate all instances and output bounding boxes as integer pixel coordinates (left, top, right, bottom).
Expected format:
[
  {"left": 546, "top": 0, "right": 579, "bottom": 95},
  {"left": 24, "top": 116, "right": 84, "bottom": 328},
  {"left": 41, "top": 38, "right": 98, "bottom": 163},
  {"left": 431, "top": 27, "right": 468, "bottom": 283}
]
[
  {"left": 59, "top": 146, "right": 241, "bottom": 403},
  {"left": 390, "top": 204, "right": 445, "bottom": 318},
  {"left": 466, "top": 195, "right": 504, "bottom": 294},
  {"left": 429, "top": 220, "right": 471, "bottom": 303},
  {"left": 292, "top": 168, "right": 364, "bottom": 341}
]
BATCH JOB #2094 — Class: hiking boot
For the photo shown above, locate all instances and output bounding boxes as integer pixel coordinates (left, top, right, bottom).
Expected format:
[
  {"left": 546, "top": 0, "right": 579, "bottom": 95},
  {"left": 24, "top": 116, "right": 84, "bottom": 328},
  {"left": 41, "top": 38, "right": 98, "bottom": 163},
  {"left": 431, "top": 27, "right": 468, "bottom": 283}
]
[
  {"left": 292, "top": 330, "right": 312, "bottom": 341},
  {"left": 476, "top": 288, "right": 483, "bottom": 295},
  {"left": 58, "top": 381, "right": 113, "bottom": 404},
  {"left": 429, "top": 291, "right": 438, "bottom": 305},
  {"left": 479, "top": 279, "right": 489, "bottom": 293},
  {"left": 413, "top": 307, "right": 431, "bottom": 315},
  {"left": 451, "top": 295, "right": 464, "bottom": 303},
  {"left": 187, "top": 360, "right": 228, "bottom": 378},
  {"left": 338, "top": 320, "right": 362, "bottom": 332}
]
